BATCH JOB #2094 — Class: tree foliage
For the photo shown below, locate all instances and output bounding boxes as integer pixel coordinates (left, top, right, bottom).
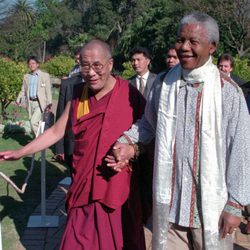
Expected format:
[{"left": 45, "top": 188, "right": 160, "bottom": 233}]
[
  {"left": 0, "top": 0, "right": 249, "bottom": 73},
  {"left": 9, "top": 0, "right": 35, "bottom": 25},
  {"left": 233, "top": 56, "right": 250, "bottom": 81},
  {"left": 0, "top": 57, "right": 26, "bottom": 122},
  {"left": 0, "top": 0, "right": 9, "bottom": 21},
  {"left": 0, "top": 0, "right": 36, "bottom": 61},
  {"left": 182, "top": 0, "right": 250, "bottom": 58},
  {"left": 121, "top": 61, "right": 135, "bottom": 80}
]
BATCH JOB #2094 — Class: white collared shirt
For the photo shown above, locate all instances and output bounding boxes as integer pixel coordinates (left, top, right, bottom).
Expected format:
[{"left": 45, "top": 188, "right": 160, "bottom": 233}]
[{"left": 136, "top": 71, "right": 149, "bottom": 90}]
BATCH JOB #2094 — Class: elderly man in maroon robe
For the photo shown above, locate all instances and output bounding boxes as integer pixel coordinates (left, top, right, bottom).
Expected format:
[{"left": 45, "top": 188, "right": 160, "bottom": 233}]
[{"left": 0, "top": 39, "right": 146, "bottom": 250}]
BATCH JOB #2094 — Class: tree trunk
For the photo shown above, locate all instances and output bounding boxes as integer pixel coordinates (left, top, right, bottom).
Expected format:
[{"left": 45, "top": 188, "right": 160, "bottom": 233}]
[
  {"left": 0, "top": 100, "right": 11, "bottom": 123},
  {"left": 42, "top": 40, "right": 46, "bottom": 63},
  {"left": 0, "top": 101, "right": 5, "bottom": 123}
]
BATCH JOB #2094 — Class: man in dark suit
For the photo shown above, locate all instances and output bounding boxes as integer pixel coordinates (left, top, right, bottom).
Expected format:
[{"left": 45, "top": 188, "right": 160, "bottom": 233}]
[
  {"left": 129, "top": 47, "right": 156, "bottom": 241},
  {"left": 68, "top": 46, "right": 82, "bottom": 78},
  {"left": 54, "top": 47, "right": 83, "bottom": 165},
  {"left": 54, "top": 75, "right": 82, "bottom": 167},
  {"left": 217, "top": 53, "right": 245, "bottom": 86},
  {"left": 129, "top": 47, "right": 156, "bottom": 100}
]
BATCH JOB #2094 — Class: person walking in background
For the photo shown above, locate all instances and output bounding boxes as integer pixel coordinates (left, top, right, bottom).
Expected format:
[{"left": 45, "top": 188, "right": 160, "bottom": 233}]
[
  {"left": 53, "top": 74, "right": 82, "bottom": 165},
  {"left": 1, "top": 39, "right": 146, "bottom": 250},
  {"left": 68, "top": 46, "right": 82, "bottom": 78},
  {"left": 165, "top": 46, "right": 180, "bottom": 72},
  {"left": 107, "top": 12, "right": 250, "bottom": 250},
  {"left": 53, "top": 46, "right": 83, "bottom": 164},
  {"left": 129, "top": 47, "right": 156, "bottom": 99},
  {"left": 157, "top": 46, "right": 180, "bottom": 85},
  {"left": 129, "top": 47, "right": 157, "bottom": 243},
  {"left": 217, "top": 53, "right": 245, "bottom": 86},
  {"left": 16, "top": 56, "right": 52, "bottom": 135}
]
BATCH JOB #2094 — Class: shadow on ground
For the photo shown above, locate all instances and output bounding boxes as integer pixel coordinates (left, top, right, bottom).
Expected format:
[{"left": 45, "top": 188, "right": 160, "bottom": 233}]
[
  {"left": 0, "top": 154, "right": 68, "bottom": 249},
  {"left": 2, "top": 132, "right": 33, "bottom": 146}
]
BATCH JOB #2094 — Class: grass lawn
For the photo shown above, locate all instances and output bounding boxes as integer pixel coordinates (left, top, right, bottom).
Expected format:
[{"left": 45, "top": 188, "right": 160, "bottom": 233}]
[
  {"left": 0, "top": 132, "right": 69, "bottom": 249},
  {"left": 0, "top": 133, "right": 68, "bottom": 249},
  {"left": 1, "top": 86, "right": 59, "bottom": 122},
  {"left": 2, "top": 103, "right": 29, "bottom": 123},
  {"left": 52, "top": 85, "right": 60, "bottom": 101}
]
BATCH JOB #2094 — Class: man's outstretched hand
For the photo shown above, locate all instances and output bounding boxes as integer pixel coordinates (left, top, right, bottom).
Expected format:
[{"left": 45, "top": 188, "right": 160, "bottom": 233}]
[
  {"left": 0, "top": 150, "right": 22, "bottom": 161},
  {"left": 105, "top": 142, "right": 135, "bottom": 172}
]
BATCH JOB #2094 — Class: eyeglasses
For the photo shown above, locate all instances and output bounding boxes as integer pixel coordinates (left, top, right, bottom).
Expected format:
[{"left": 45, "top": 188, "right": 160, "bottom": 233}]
[{"left": 81, "top": 59, "right": 111, "bottom": 73}]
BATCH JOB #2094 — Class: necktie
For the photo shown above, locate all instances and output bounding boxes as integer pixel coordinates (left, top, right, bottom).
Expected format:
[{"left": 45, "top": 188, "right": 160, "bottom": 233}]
[{"left": 139, "top": 76, "right": 144, "bottom": 95}]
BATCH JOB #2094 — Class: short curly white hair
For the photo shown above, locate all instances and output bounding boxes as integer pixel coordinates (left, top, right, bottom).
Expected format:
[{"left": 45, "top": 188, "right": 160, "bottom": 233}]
[{"left": 178, "top": 12, "right": 219, "bottom": 45}]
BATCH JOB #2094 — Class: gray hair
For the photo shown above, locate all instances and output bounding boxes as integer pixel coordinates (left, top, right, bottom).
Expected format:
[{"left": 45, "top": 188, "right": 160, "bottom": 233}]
[{"left": 178, "top": 12, "right": 219, "bottom": 45}]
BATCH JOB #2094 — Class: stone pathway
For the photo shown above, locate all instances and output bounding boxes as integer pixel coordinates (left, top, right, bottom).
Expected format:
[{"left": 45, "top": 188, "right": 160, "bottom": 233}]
[{"left": 17, "top": 182, "right": 250, "bottom": 250}]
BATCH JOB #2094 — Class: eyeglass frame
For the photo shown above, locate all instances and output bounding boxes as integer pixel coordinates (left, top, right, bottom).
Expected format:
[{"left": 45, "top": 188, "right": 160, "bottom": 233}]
[{"left": 80, "top": 58, "right": 112, "bottom": 74}]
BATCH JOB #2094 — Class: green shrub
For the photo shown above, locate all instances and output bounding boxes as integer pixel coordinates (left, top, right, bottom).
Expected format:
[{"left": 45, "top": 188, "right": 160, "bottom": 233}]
[
  {"left": 0, "top": 58, "right": 27, "bottom": 122},
  {"left": 121, "top": 61, "right": 135, "bottom": 80},
  {"left": 42, "top": 55, "right": 75, "bottom": 78},
  {"left": 233, "top": 56, "right": 250, "bottom": 82}
]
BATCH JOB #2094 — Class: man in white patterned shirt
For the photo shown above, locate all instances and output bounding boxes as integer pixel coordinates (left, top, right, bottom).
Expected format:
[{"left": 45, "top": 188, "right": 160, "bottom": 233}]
[{"left": 107, "top": 12, "right": 250, "bottom": 250}]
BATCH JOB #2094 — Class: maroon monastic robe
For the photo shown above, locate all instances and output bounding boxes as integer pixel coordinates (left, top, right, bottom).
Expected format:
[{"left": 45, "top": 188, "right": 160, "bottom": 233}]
[{"left": 60, "top": 77, "right": 146, "bottom": 250}]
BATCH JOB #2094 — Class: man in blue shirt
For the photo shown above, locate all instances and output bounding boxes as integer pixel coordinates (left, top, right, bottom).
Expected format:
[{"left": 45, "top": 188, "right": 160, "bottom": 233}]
[{"left": 16, "top": 56, "right": 52, "bottom": 135}]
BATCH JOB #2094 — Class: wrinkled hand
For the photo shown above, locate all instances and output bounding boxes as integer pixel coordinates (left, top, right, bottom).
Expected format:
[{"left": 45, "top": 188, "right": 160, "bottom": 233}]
[
  {"left": 105, "top": 155, "right": 128, "bottom": 172},
  {"left": 113, "top": 142, "right": 135, "bottom": 161},
  {"left": 105, "top": 142, "right": 135, "bottom": 172},
  {"left": 218, "top": 211, "right": 241, "bottom": 239},
  {"left": 0, "top": 150, "right": 22, "bottom": 161}
]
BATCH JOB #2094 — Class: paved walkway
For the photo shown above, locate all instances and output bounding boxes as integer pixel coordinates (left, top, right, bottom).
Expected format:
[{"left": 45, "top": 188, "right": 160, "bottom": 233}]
[
  {"left": 17, "top": 181, "right": 250, "bottom": 250},
  {"left": 17, "top": 183, "right": 67, "bottom": 250}
]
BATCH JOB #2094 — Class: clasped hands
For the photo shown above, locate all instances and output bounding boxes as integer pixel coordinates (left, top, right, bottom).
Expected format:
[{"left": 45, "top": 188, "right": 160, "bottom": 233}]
[{"left": 105, "top": 142, "right": 135, "bottom": 172}]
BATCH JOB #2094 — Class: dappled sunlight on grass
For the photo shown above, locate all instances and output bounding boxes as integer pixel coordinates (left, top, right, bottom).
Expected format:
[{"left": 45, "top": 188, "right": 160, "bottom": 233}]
[{"left": 0, "top": 133, "right": 69, "bottom": 249}]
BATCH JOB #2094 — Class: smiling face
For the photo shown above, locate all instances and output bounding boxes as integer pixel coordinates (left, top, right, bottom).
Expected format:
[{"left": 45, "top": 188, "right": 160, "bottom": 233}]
[
  {"left": 80, "top": 45, "right": 113, "bottom": 94},
  {"left": 175, "top": 23, "right": 216, "bottom": 70},
  {"left": 218, "top": 60, "right": 233, "bottom": 75}
]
